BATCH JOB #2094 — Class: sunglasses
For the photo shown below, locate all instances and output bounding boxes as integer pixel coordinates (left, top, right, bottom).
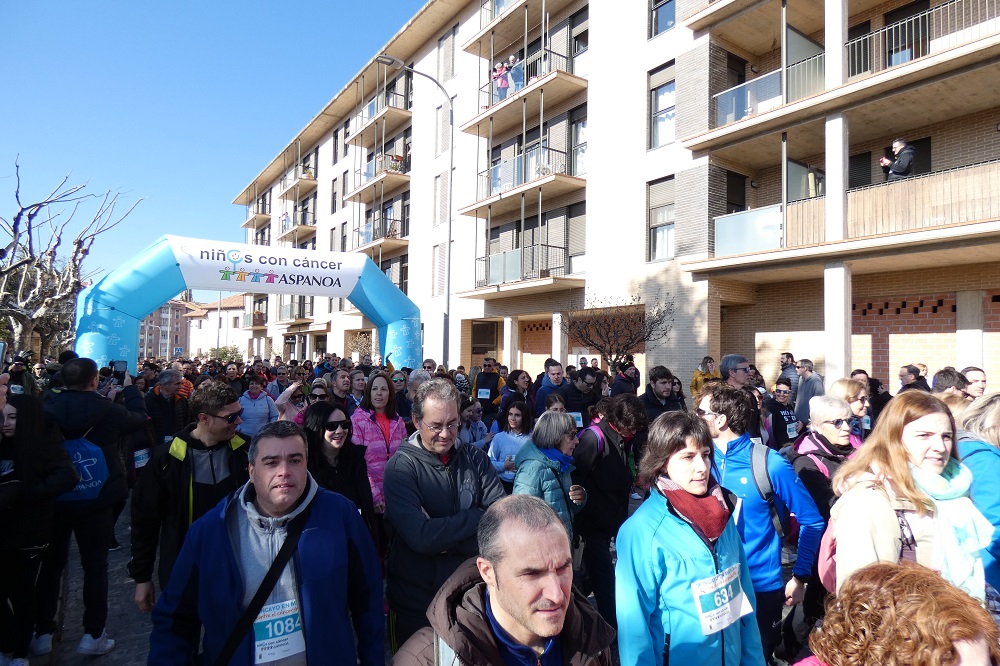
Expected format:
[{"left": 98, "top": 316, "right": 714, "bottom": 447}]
[
  {"left": 824, "top": 418, "right": 851, "bottom": 429},
  {"left": 696, "top": 408, "right": 719, "bottom": 417},
  {"left": 324, "top": 420, "right": 351, "bottom": 432},
  {"left": 391, "top": 377, "right": 406, "bottom": 383},
  {"left": 774, "top": 389, "right": 791, "bottom": 395},
  {"left": 210, "top": 409, "right": 244, "bottom": 424},
  {"left": 306, "top": 394, "right": 326, "bottom": 401}
]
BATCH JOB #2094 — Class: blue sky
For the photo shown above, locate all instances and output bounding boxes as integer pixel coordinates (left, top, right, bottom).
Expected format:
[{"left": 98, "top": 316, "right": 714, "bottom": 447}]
[{"left": 0, "top": 0, "right": 426, "bottom": 296}]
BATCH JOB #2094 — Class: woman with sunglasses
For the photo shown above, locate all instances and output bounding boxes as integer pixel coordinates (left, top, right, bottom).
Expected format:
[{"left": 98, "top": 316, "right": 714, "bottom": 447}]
[
  {"left": 390, "top": 371, "right": 411, "bottom": 421},
  {"left": 274, "top": 379, "right": 309, "bottom": 425},
  {"left": 307, "top": 380, "right": 331, "bottom": 403},
  {"left": 351, "top": 373, "right": 406, "bottom": 514},
  {"left": 303, "top": 402, "right": 377, "bottom": 546},
  {"left": 0, "top": 394, "right": 76, "bottom": 665},
  {"left": 829, "top": 391, "right": 993, "bottom": 601},
  {"left": 670, "top": 377, "right": 687, "bottom": 412},
  {"left": 827, "top": 378, "right": 870, "bottom": 448},
  {"left": 782, "top": 396, "right": 858, "bottom": 642}
]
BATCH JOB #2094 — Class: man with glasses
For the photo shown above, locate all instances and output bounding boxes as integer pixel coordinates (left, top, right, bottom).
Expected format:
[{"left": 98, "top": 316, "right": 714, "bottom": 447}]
[
  {"left": 6, "top": 355, "right": 39, "bottom": 396},
  {"left": 129, "top": 382, "right": 249, "bottom": 614},
  {"left": 558, "top": 365, "right": 601, "bottom": 421},
  {"left": 265, "top": 365, "right": 291, "bottom": 400},
  {"left": 473, "top": 357, "right": 506, "bottom": 428},
  {"left": 696, "top": 383, "right": 822, "bottom": 666},
  {"left": 763, "top": 377, "right": 801, "bottom": 449},
  {"left": 383, "top": 379, "right": 505, "bottom": 650},
  {"left": 794, "top": 359, "right": 825, "bottom": 426}
]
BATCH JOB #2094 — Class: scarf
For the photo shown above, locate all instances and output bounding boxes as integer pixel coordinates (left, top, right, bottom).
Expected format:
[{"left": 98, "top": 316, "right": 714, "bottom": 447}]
[
  {"left": 541, "top": 447, "right": 573, "bottom": 473},
  {"left": 909, "top": 459, "right": 994, "bottom": 600},
  {"left": 655, "top": 475, "right": 730, "bottom": 541}
]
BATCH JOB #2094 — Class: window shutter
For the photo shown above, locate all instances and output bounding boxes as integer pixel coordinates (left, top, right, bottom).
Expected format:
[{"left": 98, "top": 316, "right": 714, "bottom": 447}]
[
  {"left": 433, "top": 244, "right": 447, "bottom": 296},
  {"left": 435, "top": 173, "right": 449, "bottom": 227},
  {"left": 649, "top": 177, "right": 675, "bottom": 209},
  {"left": 649, "top": 63, "right": 675, "bottom": 89},
  {"left": 568, "top": 203, "right": 586, "bottom": 256}
]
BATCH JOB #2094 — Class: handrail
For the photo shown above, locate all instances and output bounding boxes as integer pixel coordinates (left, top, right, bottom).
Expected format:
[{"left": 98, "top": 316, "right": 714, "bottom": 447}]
[
  {"left": 355, "top": 90, "right": 408, "bottom": 127},
  {"left": 479, "top": 0, "right": 517, "bottom": 28},
  {"left": 713, "top": 52, "right": 824, "bottom": 127},
  {"left": 476, "top": 145, "right": 570, "bottom": 200},
  {"left": 475, "top": 243, "right": 569, "bottom": 287},
  {"left": 354, "top": 154, "right": 410, "bottom": 187},
  {"left": 356, "top": 216, "right": 404, "bottom": 246},
  {"left": 478, "top": 48, "right": 571, "bottom": 111}
]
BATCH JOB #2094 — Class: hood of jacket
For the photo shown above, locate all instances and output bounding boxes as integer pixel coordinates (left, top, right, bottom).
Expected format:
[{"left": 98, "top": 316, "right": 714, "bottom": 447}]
[
  {"left": 426, "top": 558, "right": 615, "bottom": 665},
  {"left": 795, "top": 430, "right": 854, "bottom": 461},
  {"left": 514, "top": 439, "right": 575, "bottom": 473}
]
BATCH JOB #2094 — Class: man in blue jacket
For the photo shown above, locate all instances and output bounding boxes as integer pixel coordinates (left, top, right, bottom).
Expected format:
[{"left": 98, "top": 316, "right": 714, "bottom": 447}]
[
  {"left": 149, "top": 421, "right": 384, "bottom": 665},
  {"left": 696, "top": 383, "right": 823, "bottom": 666}
]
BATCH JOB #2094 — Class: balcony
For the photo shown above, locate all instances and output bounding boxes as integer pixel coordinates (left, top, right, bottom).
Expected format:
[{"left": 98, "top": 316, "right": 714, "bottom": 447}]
[
  {"left": 459, "top": 145, "right": 586, "bottom": 218},
  {"left": 242, "top": 312, "right": 267, "bottom": 329},
  {"left": 242, "top": 203, "right": 271, "bottom": 229},
  {"left": 344, "top": 155, "right": 410, "bottom": 205},
  {"left": 348, "top": 91, "right": 412, "bottom": 149},
  {"left": 460, "top": 50, "right": 587, "bottom": 136},
  {"left": 355, "top": 216, "right": 409, "bottom": 254},
  {"left": 464, "top": 0, "right": 579, "bottom": 54},
  {"left": 460, "top": 244, "right": 585, "bottom": 299},
  {"left": 277, "top": 165, "right": 318, "bottom": 200},
  {"left": 711, "top": 160, "right": 1000, "bottom": 258},
  {"left": 714, "top": 54, "right": 825, "bottom": 128},
  {"left": 278, "top": 299, "right": 314, "bottom": 322},
  {"left": 275, "top": 211, "right": 317, "bottom": 243}
]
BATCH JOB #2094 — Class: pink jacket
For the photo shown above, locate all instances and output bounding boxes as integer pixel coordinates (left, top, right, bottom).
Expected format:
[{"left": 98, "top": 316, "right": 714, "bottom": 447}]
[
  {"left": 351, "top": 408, "right": 407, "bottom": 509},
  {"left": 793, "top": 656, "right": 826, "bottom": 666}
]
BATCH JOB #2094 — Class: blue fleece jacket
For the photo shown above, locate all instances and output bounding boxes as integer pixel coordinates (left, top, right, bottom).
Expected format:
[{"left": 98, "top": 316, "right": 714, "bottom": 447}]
[
  {"left": 534, "top": 375, "right": 567, "bottom": 415},
  {"left": 149, "top": 484, "right": 384, "bottom": 665},
  {"left": 616, "top": 489, "right": 764, "bottom": 666},
  {"left": 957, "top": 435, "right": 1000, "bottom": 590},
  {"left": 712, "top": 433, "right": 823, "bottom": 593},
  {"left": 237, "top": 390, "right": 278, "bottom": 438}
]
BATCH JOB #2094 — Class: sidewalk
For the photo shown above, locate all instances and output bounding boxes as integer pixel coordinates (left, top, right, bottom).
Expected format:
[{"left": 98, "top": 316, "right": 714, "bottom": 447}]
[{"left": 37, "top": 503, "right": 152, "bottom": 665}]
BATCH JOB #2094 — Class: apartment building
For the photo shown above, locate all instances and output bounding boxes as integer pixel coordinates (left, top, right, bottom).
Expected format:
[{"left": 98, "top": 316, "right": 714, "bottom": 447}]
[
  {"left": 185, "top": 293, "right": 254, "bottom": 359},
  {"left": 234, "top": 0, "right": 1000, "bottom": 387},
  {"left": 137, "top": 294, "right": 195, "bottom": 359}
]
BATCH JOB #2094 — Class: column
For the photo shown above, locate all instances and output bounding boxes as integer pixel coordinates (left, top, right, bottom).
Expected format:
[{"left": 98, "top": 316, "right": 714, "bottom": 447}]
[
  {"left": 956, "top": 290, "right": 985, "bottom": 370},
  {"left": 502, "top": 316, "right": 519, "bottom": 368},
  {"left": 825, "top": 113, "right": 849, "bottom": 241},
  {"left": 824, "top": 262, "right": 852, "bottom": 386},
  {"left": 551, "top": 312, "right": 569, "bottom": 364}
]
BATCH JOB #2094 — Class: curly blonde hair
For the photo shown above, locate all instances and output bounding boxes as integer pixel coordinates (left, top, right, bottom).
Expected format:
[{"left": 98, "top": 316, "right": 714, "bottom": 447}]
[{"left": 810, "top": 562, "right": 1000, "bottom": 666}]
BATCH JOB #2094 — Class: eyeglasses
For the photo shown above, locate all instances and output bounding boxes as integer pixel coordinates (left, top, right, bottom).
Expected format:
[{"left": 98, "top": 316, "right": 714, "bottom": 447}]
[
  {"left": 277, "top": 372, "right": 287, "bottom": 376},
  {"left": 306, "top": 393, "right": 326, "bottom": 402},
  {"left": 852, "top": 396, "right": 870, "bottom": 403},
  {"left": 824, "top": 418, "right": 851, "bottom": 429},
  {"left": 209, "top": 409, "right": 244, "bottom": 424},
  {"left": 696, "top": 408, "right": 719, "bottom": 417},
  {"left": 735, "top": 367, "right": 749, "bottom": 373},
  {"left": 423, "top": 365, "right": 434, "bottom": 371},
  {"left": 324, "top": 420, "right": 351, "bottom": 432},
  {"left": 795, "top": 365, "right": 804, "bottom": 369},
  {"left": 774, "top": 389, "right": 791, "bottom": 395},
  {"left": 420, "top": 420, "right": 460, "bottom": 434},
  {"left": 391, "top": 377, "right": 406, "bottom": 383}
]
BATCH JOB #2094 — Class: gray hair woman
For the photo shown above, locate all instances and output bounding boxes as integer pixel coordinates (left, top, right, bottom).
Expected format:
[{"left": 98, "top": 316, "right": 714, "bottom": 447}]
[{"left": 512, "top": 411, "right": 586, "bottom": 539}]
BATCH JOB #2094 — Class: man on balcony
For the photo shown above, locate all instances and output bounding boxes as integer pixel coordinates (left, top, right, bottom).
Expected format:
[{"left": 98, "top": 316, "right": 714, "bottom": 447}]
[{"left": 880, "top": 138, "right": 915, "bottom": 181}]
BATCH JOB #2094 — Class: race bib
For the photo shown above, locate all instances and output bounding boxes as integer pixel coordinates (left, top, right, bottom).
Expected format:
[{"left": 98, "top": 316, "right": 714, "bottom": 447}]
[
  {"left": 253, "top": 599, "right": 306, "bottom": 664},
  {"left": 133, "top": 449, "right": 151, "bottom": 469},
  {"left": 691, "top": 563, "right": 753, "bottom": 635},
  {"left": 477, "top": 388, "right": 491, "bottom": 400},
  {"left": 786, "top": 423, "right": 798, "bottom": 439},
  {"left": 569, "top": 412, "right": 584, "bottom": 428},
  {"left": 862, "top": 414, "right": 871, "bottom": 430}
]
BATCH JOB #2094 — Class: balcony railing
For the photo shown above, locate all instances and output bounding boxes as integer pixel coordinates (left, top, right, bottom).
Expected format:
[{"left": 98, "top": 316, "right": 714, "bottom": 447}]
[
  {"left": 477, "top": 145, "right": 570, "bottom": 200},
  {"left": 356, "top": 216, "right": 408, "bottom": 247},
  {"left": 246, "top": 202, "right": 270, "bottom": 217},
  {"left": 279, "top": 211, "right": 315, "bottom": 235},
  {"left": 242, "top": 312, "right": 267, "bottom": 328},
  {"left": 355, "top": 90, "right": 407, "bottom": 127},
  {"left": 278, "top": 164, "right": 316, "bottom": 192},
  {"left": 847, "top": 0, "right": 1000, "bottom": 79},
  {"left": 571, "top": 143, "right": 588, "bottom": 177},
  {"left": 475, "top": 244, "right": 569, "bottom": 287},
  {"left": 479, "top": 49, "right": 571, "bottom": 110},
  {"left": 479, "top": 0, "right": 517, "bottom": 28},
  {"left": 279, "top": 300, "right": 314, "bottom": 321},
  {"left": 355, "top": 154, "right": 409, "bottom": 188},
  {"left": 714, "top": 53, "right": 825, "bottom": 127},
  {"left": 714, "top": 204, "right": 783, "bottom": 256}
]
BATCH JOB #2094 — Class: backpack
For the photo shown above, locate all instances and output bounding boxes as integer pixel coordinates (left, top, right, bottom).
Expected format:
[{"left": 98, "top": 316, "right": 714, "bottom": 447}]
[
  {"left": 585, "top": 424, "right": 606, "bottom": 456},
  {"left": 750, "top": 440, "right": 787, "bottom": 538},
  {"left": 58, "top": 403, "right": 114, "bottom": 502}
]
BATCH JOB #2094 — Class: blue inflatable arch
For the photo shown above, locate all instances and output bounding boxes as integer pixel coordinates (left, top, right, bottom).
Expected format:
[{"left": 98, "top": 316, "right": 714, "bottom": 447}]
[{"left": 74, "top": 235, "right": 421, "bottom": 372}]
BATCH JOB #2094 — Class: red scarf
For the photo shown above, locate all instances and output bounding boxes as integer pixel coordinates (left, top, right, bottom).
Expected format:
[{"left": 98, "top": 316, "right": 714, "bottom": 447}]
[{"left": 654, "top": 475, "right": 730, "bottom": 541}]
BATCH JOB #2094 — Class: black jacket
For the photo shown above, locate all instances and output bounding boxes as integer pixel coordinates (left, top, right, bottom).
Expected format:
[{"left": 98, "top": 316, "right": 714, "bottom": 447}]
[
  {"left": 308, "top": 442, "right": 377, "bottom": 546},
  {"left": 639, "top": 384, "right": 684, "bottom": 424},
  {"left": 127, "top": 425, "right": 249, "bottom": 587},
  {"left": 144, "top": 388, "right": 192, "bottom": 447},
  {"left": 44, "top": 386, "right": 148, "bottom": 517},
  {"left": 884, "top": 144, "right": 916, "bottom": 181},
  {"left": 571, "top": 419, "right": 633, "bottom": 539},
  {"left": 785, "top": 431, "right": 853, "bottom": 521},
  {"left": 557, "top": 381, "right": 600, "bottom": 416},
  {"left": 609, "top": 373, "right": 636, "bottom": 397},
  {"left": 0, "top": 427, "right": 77, "bottom": 549}
]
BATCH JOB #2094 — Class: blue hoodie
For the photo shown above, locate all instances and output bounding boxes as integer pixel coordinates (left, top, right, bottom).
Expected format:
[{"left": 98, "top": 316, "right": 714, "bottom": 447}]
[
  {"left": 534, "top": 375, "right": 566, "bottom": 415},
  {"left": 712, "top": 432, "right": 823, "bottom": 593},
  {"left": 237, "top": 390, "right": 278, "bottom": 438},
  {"left": 957, "top": 434, "right": 1000, "bottom": 590}
]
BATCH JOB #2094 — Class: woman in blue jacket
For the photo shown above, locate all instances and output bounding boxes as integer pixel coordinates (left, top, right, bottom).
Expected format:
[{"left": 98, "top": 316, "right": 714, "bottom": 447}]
[
  {"left": 237, "top": 376, "right": 278, "bottom": 438},
  {"left": 956, "top": 393, "right": 1000, "bottom": 593},
  {"left": 512, "top": 410, "right": 586, "bottom": 538},
  {"left": 616, "top": 411, "right": 764, "bottom": 666}
]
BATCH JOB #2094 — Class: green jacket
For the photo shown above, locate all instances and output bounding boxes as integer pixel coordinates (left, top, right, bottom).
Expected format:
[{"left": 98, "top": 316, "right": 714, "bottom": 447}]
[{"left": 513, "top": 440, "right": 585, "bottom": 538}]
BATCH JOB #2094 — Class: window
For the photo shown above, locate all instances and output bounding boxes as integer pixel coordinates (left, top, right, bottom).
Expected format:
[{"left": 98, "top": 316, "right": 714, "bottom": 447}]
[
  {"left": 340, "top": 223, "right": 347, "bottom": 252},
  {"left": 341, "top": 170, "right": 348, "bottom": 206},
  {"left": 883, "top": 136, "right": 931, "bottom": 176},
  {"left": 432, "top": 244, "right": 446, "bottom": 296},
  {"left": 232, "top": 316, "right": 239, "bottom": 328},
  {"left": 331, "top": 178, "right": 338, "bottom": 213},
  {"left": 650, "top": 0, "right": 676, "bottom": 37},
  {"left": 726, "top": 171, "right": 747, "bottom": 213},
  {"left": 571, "top": 8, "right": 589, "bottom": 76},
  {"left": 435, "top": 173, "right": 450, "bottom": 227},
  {"left": 437, "top": 26, "right": 456, "bottom": 82},
  {"left": 436, "top": 103, "right": 452, "bottom": 155},
  {"left": 649, "top": 64, "right": 676, "bottom": 148},
  {"left": 332, "top": 130, "right": 340, "bottom": 165},
  {"left": 401, "top": 191, "right": 411, "bottom": 237},
  {"left": 570, "top": 105, "right": 587, "bottom": 176},
  {"left": 568, "top": 202, "right": 586, "bottom": 273},
  {"left": 648, "top": 177, "right": 675, "bottom": 261}
]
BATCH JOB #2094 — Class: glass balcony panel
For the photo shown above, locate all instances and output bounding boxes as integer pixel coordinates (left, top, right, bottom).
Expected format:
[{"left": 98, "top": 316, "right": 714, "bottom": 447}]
[
  {"left": 478, "top": 49, "right": 571, "bottom": 110},
  {"left": 477, "top": 145, "right": 569, "bottom": 200},
  {"left": 714, "top": 204, "right": 783, "bottom": 256},
  {"left": 714, "top": 70, "right": 781, "bottom": 127},
  {"left": 787, "top": 53, "right": 825, "bottom": 102},
  {"left": 572, "top": 143, "right": 587, "bottom": 176}
]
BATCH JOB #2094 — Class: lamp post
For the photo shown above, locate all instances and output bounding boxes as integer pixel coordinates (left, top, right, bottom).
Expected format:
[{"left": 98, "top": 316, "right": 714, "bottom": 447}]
[{"left": 375, "top": 54, "right": 454, "bottom": 369}]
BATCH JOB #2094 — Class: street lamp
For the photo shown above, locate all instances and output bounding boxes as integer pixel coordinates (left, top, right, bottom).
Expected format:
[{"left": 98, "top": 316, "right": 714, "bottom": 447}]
[{"left": 375, "top": 54, "right": 454, "bottom": 369}]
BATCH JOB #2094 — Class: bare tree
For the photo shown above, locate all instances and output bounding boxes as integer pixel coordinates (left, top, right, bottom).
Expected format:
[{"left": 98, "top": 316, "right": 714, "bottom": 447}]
[
  {"left": 564, "top": 295, "right": 676, "bottom": 371},
  {"left": 0, "top": 161, "right": 140, "bottom": 352},
  {"left": 347, "top": 331, "right": 375, "bottom": 359}
]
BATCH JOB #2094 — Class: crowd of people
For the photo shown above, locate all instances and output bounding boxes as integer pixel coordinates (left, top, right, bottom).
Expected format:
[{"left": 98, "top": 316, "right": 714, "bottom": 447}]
[{"left": 0, "top": 346, "right": 997, "bottom": 666}]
